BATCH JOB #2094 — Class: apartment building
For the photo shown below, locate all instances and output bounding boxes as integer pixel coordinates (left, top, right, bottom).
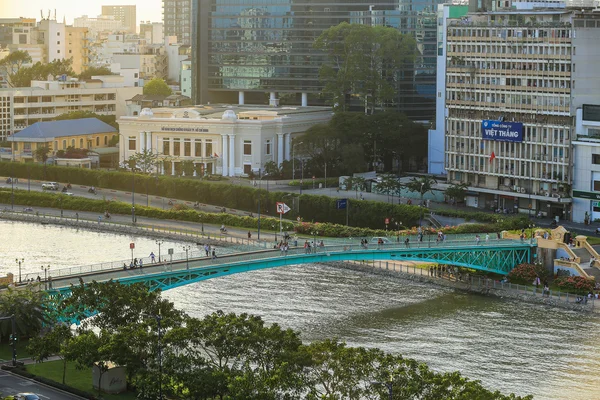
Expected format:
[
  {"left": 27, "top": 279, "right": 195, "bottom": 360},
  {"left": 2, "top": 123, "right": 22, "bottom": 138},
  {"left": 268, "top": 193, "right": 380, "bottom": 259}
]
[
  {"left": 163, "top": 0, "right": 191, "bottom": 45},
  {"left": 73, "top": 15, "right": 123, "bottom": 40},
  {"left": 442, "top": 6, "right": 600, "bottom": 222},
  {"left": 0, "top": 18, "right": 36, "bottom": 47},
  {"left": 65, "top": 26, "right": 90, "bottom": 75},
  {"left": 101, "top": 5, "right": 137, "bottom": 33},
  {"left": 140, "top": 22, "right": 164, "bottom": 45},
  {"left": 0, "top": 77, "right": 141, "bottom": 141}
]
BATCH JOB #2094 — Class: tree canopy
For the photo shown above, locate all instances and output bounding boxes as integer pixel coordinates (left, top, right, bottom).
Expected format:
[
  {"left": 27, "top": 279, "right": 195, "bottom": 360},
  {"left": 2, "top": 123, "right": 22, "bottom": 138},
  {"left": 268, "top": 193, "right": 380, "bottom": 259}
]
[
  {"left": 6, "top": 58, "right": 74, "bottom": 88},
  {"left": 35, "top": 281, "right": 531, "bottom": 400},
  {"left": 53, "top": 111, "right": 118, "bottom": 130},
  {"left": 314, "top": 23, "right": 417, "bottom": 112},
  {"left": 0, "top": 51, "right": 32, "bottom": 87},
  {"left": 78, "top": 66, "right": 116, "bottom": 80},
  {"left": 143, "top": 78, "right": 172, "bottom": 96},
  {"left": 295, "top": 111, "right": 427, "bottom": 177}
]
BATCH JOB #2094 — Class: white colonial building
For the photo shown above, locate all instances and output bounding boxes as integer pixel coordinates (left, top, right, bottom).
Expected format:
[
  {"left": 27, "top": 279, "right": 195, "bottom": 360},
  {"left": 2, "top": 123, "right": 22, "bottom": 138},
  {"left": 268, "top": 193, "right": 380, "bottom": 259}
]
[{"left": 117, "top": 105, "right": 332, "bottom": 176}]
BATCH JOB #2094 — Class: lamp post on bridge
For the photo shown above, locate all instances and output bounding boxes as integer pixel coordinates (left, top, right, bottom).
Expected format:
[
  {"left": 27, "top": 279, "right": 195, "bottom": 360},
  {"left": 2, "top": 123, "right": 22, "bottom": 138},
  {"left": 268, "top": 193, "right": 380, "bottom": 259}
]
[
  {"left": 41, "top": 265, "right": 50, "bottom": 290},
  {"left": 183, "top": 245, "right": 191, "bottom": 270},
  {"left": 15, "top": 258, "right": 23, "bottom": 284},
  {"left": 155, "top": 240, "right": 163, "bottom": 264}
]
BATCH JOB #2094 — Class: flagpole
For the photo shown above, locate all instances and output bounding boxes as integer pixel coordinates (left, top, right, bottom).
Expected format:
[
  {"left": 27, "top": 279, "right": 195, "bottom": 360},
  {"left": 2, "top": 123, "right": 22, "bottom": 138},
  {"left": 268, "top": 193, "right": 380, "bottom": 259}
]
[{"left": 346, "top": 200, "right": 349, "bottom": 226}]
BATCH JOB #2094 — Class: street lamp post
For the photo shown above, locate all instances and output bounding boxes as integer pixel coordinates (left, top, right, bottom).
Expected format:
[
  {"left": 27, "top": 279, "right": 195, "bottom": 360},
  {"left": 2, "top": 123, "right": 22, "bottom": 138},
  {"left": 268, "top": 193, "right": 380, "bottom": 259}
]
[
  {"left": 419, "top": 182, "right": 425, "bottom": 227},
  {"left": 15, "top": 258, "right": 23, "bottom": 283},
  {"left": 371, "top": 376, "right": 393, "bottom": 400},
  {"left": 41, "top": 265, "right": 50, "bottom": 290},
  {"left": 183, "top": 245, "right": 191, "bottom": 269},
  {"left": 292, "top": 141, "right": 303, "bottom": 181},
  {"left": 155, "top": 240, "right": 163, "bottom": 263}
]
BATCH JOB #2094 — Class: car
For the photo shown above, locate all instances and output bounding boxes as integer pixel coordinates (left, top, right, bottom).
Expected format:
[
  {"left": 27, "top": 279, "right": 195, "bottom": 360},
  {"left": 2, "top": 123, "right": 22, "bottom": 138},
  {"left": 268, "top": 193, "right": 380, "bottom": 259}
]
[
  {"left": 13, "top": 394, "right": 40, "bottom": 400},
  {"left": 370, "top": 237, "right": 391, "bottom": 244},
  {"left": 41, "top": 182, "right": 59, "bottom": 190}
]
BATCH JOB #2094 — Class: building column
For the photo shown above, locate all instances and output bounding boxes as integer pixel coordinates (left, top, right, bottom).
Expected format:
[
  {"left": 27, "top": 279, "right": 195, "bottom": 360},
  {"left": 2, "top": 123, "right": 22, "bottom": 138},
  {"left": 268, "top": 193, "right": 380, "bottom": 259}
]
[
  {"left": 193, "top": 163, "right": 197, "bottom": 177},
  {"left": 269, "top": 92, "right": 278, "bottom": 107},
  {"left": 221, "top": 135, "right": 228, "bottom": 176},
  {"left": 146, "top": 131, "right": 152, "bottom": 152},
  {"left": 277, "top": 133, "right": 284, "bottom": 166},
  {"left": 301, "top": 92, "right": 308, "bottom": 107},
  {"left": 285, "top": 133, "right": 291, "bottom": 161},
  {"left": 238, "top": 91, "right": 245, "bottom": 105},
  {"left": 139, "top": 131, "right": 145, "bottom": 152},
  {"left": 228, "top": 134, "right": 235, "bottom": 177},
  {"left": 171, "top": 161, "right": 175, "bottom": 176}
]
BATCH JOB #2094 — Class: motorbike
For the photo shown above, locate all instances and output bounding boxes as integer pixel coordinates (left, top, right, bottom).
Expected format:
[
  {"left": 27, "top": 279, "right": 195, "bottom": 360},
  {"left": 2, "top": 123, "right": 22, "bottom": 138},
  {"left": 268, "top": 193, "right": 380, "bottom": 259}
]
[
  {"left": 88, "top": 188, "right": 97, "bottom": 195},
  {"left": 66, "top": 183, "right": 72, "bottom": 189},
  {"left": 62, "top": 186, "right": 68, "bottom": 193},
  {"left": 6, "top": 178, "right": 11, "bottom": 184},
  {"left": 104, "top": 213, "right": 111, "bottom": 219},
  {"left": 550, "top": 220, "right": 558, "bottom": 228},
  {"left": 220, "top": 227, "right": 228, "bottom": 234}
]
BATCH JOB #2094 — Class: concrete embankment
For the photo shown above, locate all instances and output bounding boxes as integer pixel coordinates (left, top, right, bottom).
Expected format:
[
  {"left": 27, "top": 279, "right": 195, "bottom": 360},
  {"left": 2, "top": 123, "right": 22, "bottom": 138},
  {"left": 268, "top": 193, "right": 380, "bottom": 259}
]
[{"left": 330, "top": 260, "right": 598, "bottom": 313}]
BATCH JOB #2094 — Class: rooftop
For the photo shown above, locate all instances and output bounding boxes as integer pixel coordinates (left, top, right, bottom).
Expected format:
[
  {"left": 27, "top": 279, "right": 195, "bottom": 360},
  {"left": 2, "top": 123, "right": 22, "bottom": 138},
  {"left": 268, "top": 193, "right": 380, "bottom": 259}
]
[{"left": 13, "top": 118, "right": 116, "bottom": 140}]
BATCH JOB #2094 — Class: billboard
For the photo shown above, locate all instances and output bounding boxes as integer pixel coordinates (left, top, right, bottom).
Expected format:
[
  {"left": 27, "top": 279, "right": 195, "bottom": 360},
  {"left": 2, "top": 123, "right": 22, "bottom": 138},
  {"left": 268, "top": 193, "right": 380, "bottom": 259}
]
[{"left": 481, "top": 120, "right": 523, "bottom": 142}]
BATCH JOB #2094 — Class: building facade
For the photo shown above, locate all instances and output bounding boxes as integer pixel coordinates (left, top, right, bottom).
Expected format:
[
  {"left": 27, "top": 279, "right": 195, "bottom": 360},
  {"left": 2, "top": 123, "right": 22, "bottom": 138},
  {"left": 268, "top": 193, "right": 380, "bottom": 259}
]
[
  {"left": 0, "top": 77, "right": 141, "bottom": 141},
  {"left": 65, "top": 26, "right": 90, "bottom": 74},
  {"left": 442, "top": 7, "right": 600, "bottom": 221},
  {"left": 191, "top": 0, "right": 442, "bottom": 119},
  {"left": 7, "top": 118, "right": 117, "bottom": 163},
  {"left": 73, "top": 15, "right": 124, "bottom": 39},
  {"left": 163, "top": 0, "right": 192, "bottom": 45},
  {"left": 140, "top": 22, "right": 164, "bottom": 45},
  {"left": 101, "top": 5, "right": 137, "bottom": 33},
  {"left": 118, "top": 105, "right": 332, "bottom": 176}
]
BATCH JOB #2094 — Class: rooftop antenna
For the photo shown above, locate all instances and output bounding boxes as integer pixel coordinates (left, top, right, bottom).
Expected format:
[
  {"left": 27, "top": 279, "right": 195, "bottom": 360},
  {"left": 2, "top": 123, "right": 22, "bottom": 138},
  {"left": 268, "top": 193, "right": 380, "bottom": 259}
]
[
  {"left": 40, "top": 10, "right": 43, "bottom": 20},
  {"left": 54, "top": 9, "right": 57, "bottom": 20},
  {"left": 47, "top": 10, "right": 51, "bottom": 20}
]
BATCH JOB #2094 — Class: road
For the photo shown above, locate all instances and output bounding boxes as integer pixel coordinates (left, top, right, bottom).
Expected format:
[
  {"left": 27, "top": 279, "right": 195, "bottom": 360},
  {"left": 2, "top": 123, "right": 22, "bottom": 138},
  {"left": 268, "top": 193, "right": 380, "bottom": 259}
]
[
  {"left": 0, "top": 369, "right": 83, "bottom": 399},
  {"left": 2, "top": 175, "right": 599, "bottom": 237}
]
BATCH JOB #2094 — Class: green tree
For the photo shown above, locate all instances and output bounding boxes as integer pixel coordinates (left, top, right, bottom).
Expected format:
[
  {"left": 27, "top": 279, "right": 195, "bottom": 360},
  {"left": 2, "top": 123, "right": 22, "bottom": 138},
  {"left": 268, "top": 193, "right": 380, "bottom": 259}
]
[
  {"left": 128, "top": 150, "right": 159, "bottom": 174},
  {"left": 263, "top": 160, "right": 281, "bottom": 177},
  {"left": 314, "top": 23, "right": 417, "bottom": 112},
  {"left": 78, "top": 66, "right": 115, "bottom": 80},
  {"left": 33, "top": 145, "right": 51, "bottom": 165},
  {"left": 0, "top": 287, "right": 47, "bottom": 341},
  {"left": 9, "top": 59, "right": 75, "bottom": 88},
  {"left": 377, "top": 174, "right": 403, "bottom": 204},
  {"left": 64, "top": 330, "right": 110, "bottom": 396},
  {"left": 344, "top": 176, "right": 367, "bottom": 199},
  {"left": 445, "top": 183, "right": 468, "bottom": 205},
  {"left": 28, "top": 324, "right": 73, "bottom": 384},
  {"left": 405, "top": 176, "right": 438, "bottom": 205},
  {"left": 53, "top": 110, "right": 118, "bottom": 130},
  {"left": 143, "top": 78, "right": 172, "bottom": 96},
  {"left": 0, "top": 50, "right": 32, "bottom": 87}
]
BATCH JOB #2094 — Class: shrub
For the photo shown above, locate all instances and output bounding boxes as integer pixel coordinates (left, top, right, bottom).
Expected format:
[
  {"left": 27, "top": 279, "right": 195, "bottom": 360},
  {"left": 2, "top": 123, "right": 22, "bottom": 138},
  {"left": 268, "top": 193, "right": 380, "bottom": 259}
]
[
  {"left": 554, "top": 276, "right": 596, "bottom": 295},
  {"left": 507, "top": 263, "right": 549, "bottom": 285}
]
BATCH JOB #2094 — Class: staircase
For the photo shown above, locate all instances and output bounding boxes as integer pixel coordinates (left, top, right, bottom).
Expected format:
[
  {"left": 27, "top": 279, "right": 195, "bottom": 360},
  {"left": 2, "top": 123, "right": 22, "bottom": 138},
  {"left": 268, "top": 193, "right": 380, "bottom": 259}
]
[{"left": 573, "top": 247, "right": 600, "bottom": 280}]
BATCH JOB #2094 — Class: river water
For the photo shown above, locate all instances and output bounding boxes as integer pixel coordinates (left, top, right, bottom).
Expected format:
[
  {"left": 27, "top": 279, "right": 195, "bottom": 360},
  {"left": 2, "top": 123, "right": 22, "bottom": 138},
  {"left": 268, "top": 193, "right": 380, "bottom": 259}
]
[{"left": 2, "top": 220, "right": 599, "bottom": 400}]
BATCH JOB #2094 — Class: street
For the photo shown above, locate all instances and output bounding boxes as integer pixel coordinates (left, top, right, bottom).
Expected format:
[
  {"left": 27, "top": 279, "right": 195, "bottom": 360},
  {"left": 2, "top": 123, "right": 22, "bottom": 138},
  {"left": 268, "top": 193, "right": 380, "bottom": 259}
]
[{"left": 0, "top": 369, "right": 83, "bottom": 400}]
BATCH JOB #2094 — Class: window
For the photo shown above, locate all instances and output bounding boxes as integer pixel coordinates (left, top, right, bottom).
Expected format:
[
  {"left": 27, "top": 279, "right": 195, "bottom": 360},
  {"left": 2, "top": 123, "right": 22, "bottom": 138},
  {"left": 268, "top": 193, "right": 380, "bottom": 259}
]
[
  {"left": 244, "top": 164, "right": 252, "bottom": 174},
  {"left": 128, "top": 136, "right": 136, "bottom": 151},
  {"left": 57, "top": 50, "right": 60, "bottom": 54},
  {"left": 96, "top": 137, "right": 100, "bottom": 146},
  {"left": 71, "top": 139, "right": 75, "bottom": 147},
  {"left": 593, "top": 154, "right": 600, "bottom": 165},
  {"left": 173, "top": 139, "right": 180, "bottom": 156},
  {"left": 265, "top": 140, "right": 272, "bottom": 155},
  {"left": 134, "top": 73, "right": 138, "bottom": 78},
  {"left": 104, "top": 136, "right": 108, "bottom": 145},
  {"left": 205, "top": 140, "right": 213, "bottom": 157},
  {"left": 195, "top": 140, "right": 202, "bottom": 157},
  {"left": 62, "top": 140, "right": 67, "bottom": 149},
  {"left": 57, "top": 41, "right": 60, "bottom": 45},
  {"left": 80, "top": 138, "right": 83, "bottom": 148},
  {"left": 163, "top": 140, "right": 170, "bottom": 155},
  {"left": 243, "top": 140, "right": 252, "bottom": 155},
  {"left": 184, "top": 139, "right": 191, "bottom": 156},
  {"left": 594, "top": 181, "right": 600, "bottom": 191}
]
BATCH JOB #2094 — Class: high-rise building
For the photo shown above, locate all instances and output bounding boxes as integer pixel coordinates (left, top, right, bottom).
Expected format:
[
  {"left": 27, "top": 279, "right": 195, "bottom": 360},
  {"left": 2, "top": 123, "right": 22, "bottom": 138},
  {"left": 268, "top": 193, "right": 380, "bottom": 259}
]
[
  {"left": 440, "top": 2, "right": 600, "bottom": 221},
  {"left": 163, "top": 0, "right": 192, "bottom": 45},
  {"left": 65, "top": 26, "right": 90, "bottom": 74},
  {"left": 191, "top": 0, "right": 442, "bottom": 119},
  {"left": 101, "top": 5, "right": 137, "bottom": 33}
]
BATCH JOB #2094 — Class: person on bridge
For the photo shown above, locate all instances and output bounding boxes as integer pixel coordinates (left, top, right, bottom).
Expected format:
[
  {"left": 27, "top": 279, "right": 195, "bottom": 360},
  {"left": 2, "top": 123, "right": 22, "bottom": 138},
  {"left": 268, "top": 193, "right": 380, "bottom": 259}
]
[
  {"left": 139, "top": 259, "right": 143, "bottom": 268},
  {"left": 404, "top": 237, "right": 410, "bottom": 248},
  {"left": 212, "top": 249, "right": 217, "bottom": 259},
  {"left": 485, "top": 233, "right": 490, "bottom": 243},
  {"left": 475, "top": 235, "right": 481, "bottom": 245},
  {"left": 248, "top": 231, "right": 252, "bottom": 240},
  {"left": 150, "top": 252, "right": 156, "bottom": 263}
]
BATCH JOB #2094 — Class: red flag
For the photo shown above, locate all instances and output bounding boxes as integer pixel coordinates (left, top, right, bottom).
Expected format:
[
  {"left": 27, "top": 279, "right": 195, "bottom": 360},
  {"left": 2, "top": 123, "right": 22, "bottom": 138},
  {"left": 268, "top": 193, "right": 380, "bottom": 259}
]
[{"left": 489, "top": 151, "right": 496, "bottom": 163}]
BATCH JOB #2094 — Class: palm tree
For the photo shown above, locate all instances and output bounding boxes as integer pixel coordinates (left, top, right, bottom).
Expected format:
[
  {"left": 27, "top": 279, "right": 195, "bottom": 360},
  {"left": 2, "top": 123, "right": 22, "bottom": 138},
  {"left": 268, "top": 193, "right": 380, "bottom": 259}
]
[
  {"left": 0, "top": 287, "right": 47, "bottom": 341},
  {"left": 404, "top": 176, "right": 437, "bottom": 206}
]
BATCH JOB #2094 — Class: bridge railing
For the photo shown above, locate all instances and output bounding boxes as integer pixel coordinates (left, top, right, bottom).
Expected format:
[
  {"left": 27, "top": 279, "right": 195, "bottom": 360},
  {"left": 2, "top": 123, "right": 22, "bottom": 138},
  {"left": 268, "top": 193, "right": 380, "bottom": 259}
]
[{"left": 44, "top": 238, "right": 531, "bottom": 287}]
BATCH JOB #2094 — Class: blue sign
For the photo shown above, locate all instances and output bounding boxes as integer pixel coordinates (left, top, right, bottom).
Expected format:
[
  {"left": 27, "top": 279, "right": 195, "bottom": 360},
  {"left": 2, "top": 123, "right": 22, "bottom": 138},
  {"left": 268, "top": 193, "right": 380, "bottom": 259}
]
[
  {"left": 481, "top": 120, "right": 523, "bottom": 142},
  {"left": 336, "top": 199, "right": 347, "bottom": 210}
]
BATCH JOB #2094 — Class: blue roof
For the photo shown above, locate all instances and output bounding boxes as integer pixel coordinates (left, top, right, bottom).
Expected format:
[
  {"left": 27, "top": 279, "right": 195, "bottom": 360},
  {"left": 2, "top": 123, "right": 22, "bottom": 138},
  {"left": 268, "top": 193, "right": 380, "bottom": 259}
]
[{"left": 13, "top": 118, "right": 116, "bottom": 139}]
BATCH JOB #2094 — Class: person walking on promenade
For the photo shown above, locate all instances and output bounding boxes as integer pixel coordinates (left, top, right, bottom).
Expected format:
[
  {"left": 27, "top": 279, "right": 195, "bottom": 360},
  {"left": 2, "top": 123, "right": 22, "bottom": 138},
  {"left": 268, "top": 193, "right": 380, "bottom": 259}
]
[
  {"left": 150, "top": 252, "right": 156, "bottom": 263},
  {"left": 212, "top": 249, "right": 217, "bottom": 259},
  {"left": 475, "top": 235, "right": 480, "bottom": 245}
]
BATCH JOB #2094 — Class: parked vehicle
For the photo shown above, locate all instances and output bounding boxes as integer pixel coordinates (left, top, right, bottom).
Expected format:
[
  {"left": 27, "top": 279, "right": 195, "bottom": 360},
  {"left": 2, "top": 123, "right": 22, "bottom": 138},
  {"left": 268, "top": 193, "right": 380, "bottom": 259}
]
[
  {"left": 41, "top": 182, "right": 59, "bottom": 190},
  {"left": 13, "top": 394, "right": 41, "bottom": 400}
]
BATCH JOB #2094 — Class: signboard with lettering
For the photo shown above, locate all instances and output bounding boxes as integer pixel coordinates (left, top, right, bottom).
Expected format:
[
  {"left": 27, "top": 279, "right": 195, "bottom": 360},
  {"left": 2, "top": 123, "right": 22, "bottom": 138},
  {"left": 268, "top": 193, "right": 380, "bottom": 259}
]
[
  {"left": 161, "top": 127, "right": 209, "bottom": 133},
  {"left": 573, "top": 190, "right": 600, "bottom": 200},
  {"left": 481, "top": 120, "right": 523, "bottom": 142}
]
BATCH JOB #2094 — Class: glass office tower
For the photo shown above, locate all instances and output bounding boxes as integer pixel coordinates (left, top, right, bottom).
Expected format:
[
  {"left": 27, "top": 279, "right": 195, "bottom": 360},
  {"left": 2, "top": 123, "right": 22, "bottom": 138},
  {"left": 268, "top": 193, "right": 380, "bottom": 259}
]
[{"left": 192, "top": 0, "right": 441, "bottom": 120}]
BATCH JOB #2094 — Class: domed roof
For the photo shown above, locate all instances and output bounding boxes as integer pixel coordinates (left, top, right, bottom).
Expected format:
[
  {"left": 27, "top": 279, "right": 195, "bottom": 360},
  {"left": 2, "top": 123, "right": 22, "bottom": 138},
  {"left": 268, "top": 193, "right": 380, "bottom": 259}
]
[
  {"left": 139, "top": 108, "right": 154, "bottom": 118},
  {"left": 221, "top": 109, "right": 237, "bottom": 121}
]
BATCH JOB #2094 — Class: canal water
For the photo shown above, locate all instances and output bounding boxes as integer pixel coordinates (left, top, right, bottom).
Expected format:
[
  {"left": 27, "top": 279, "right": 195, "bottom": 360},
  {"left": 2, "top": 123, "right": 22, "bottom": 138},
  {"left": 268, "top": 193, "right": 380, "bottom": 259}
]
[{"left": 2, "top": 220, "right": 599, "bottom": 400}]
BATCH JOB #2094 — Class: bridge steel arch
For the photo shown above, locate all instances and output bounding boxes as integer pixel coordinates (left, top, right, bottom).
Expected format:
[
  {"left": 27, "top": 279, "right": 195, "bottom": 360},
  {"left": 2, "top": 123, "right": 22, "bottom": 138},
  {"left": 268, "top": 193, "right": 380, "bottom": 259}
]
[{"left": 47, "top": 243, "right": 534, "bottom": 298}]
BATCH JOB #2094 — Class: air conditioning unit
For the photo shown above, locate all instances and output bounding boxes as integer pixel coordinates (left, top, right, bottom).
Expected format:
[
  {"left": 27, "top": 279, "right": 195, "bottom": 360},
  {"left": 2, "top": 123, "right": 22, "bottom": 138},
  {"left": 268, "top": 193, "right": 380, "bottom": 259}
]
[
  {"left": 552, "top": 193, "right": 560, "bottom": 198},
  {"left": 545, "top": 192, "right": 550, "bottom": 197},
  {"left": 520, "top": 188, "right": 526, "bottom": 193}
]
